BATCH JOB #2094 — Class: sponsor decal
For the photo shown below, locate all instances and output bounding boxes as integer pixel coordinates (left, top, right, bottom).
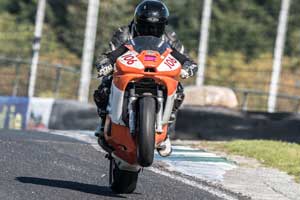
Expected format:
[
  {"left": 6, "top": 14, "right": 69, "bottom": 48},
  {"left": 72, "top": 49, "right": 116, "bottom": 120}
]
[
  {"left": 0, "top": 97, "right": 29, "bottom": 130},
  {"left": 0, "top": 96, "right": 54, "bottom": 131}
]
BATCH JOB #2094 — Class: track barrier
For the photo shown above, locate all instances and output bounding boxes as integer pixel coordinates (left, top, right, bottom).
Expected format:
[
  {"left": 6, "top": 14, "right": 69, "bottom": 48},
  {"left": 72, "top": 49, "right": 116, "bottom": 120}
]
[{"left": 0, "top": 97, "right": 299, "bottom": 142}]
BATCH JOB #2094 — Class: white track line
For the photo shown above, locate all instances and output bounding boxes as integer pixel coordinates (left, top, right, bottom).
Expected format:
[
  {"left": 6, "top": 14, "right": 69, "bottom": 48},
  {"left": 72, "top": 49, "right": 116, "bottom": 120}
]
[
  {"left": 49, "top": 130, "right": 239, "bottom": 200},
  {"left": 170, "top": 151, "right": 220, "bottom": 157},
  {"left": 172, "top": 146, "right": 195, "bottom": 150},
  {"left": 148, "top": 167, "right": 238, "bottom": 200}
]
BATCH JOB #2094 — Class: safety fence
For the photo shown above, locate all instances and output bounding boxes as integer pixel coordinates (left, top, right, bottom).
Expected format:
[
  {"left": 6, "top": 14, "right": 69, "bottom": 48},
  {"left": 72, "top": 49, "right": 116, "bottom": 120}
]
[
  {"left": 204, "top": 62, "right": 300, "bottom": 112},
  {"left": 234, "top": 88, "right": 300, "bottom": 113},
  {"left": 0, "top": 56, "right": 99, "bottom": 100},
  {"left": 1, "top": 56, "right": 300, "bottom": 113}
]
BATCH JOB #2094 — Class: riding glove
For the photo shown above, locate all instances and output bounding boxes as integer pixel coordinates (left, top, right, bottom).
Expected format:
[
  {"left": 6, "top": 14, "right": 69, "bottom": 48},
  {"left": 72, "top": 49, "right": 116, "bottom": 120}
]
[
  {"left": 96, "top": 58, "right": 113, "bottom": 77},
  {"left": 181, "top": 61, "right": 198, "bottom": 79}
]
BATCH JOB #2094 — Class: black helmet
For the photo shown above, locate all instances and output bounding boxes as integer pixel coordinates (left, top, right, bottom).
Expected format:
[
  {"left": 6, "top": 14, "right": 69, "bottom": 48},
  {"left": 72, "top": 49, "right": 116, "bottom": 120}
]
[{"left": 134, "top": 0, "right": 169, "bottom": 37}]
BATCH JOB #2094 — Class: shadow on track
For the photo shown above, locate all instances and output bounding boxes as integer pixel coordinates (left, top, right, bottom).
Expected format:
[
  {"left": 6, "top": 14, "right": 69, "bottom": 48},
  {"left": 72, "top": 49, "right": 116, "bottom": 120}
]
[{"left": 16, "top": 177, "right": 126, "bottom": 198}]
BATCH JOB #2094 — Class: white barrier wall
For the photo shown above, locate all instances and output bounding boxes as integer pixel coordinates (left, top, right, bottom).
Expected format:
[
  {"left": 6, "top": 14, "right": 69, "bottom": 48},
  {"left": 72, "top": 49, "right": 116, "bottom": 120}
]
[{"left": 27, "top": 98, "right": 54, "bottom": 131}]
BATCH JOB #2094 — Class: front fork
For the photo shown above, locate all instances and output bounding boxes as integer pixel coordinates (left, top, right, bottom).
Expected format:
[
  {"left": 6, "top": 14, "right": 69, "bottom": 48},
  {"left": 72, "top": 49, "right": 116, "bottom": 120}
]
[
  {"left": 127, "top": 86, "right": 164, "bottom": 134},
  {"left": 128, "top": 87, "right": 137, "bottom": 134},
  {"left": 156, "top": 89, "right": 164, "bottom": 133}
]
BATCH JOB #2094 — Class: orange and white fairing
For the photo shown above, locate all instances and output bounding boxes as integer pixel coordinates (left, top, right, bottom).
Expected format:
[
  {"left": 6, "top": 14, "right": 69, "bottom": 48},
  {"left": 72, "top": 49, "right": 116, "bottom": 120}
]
[
  {"left": 113, "top": 45, "right": 181, "bottom": 96},
  {"left": 105, "top": 38, "right": 182, "bottom": 165}
]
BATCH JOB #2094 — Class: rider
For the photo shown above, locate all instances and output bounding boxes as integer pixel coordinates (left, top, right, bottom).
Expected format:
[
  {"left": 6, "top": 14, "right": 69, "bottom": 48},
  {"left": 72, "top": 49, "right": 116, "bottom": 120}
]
[{"left": 94, "top": 0, "right": 198, "bottom": 157}]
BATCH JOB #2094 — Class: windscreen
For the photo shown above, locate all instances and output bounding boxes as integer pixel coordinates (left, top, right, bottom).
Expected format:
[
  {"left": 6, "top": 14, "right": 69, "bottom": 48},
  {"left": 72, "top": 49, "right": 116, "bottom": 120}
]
[{"left": 128, "top": 36, "right": 170, "bottom": 54}]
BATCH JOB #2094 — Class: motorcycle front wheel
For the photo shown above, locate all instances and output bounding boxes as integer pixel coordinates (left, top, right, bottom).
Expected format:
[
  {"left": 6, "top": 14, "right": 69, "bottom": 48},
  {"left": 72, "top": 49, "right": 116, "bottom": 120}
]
[{"left": 137, "top": 96, "right": 156, "bottom": 167}]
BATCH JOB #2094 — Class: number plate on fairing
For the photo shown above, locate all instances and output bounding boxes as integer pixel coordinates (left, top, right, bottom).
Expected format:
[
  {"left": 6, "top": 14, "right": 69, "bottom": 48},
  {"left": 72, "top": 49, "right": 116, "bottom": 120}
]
[
  {"left": 117, "top": 51, "right": 144, "bottom": 69},
  {"left": 157, "top": 54, "right": 181, "bottom": 72}
]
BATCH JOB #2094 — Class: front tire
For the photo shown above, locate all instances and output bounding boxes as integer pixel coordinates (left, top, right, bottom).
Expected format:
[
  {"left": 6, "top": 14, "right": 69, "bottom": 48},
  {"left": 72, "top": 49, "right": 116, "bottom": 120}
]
[{"left": 137, "top": 96, "right": 156, "bottom": 167}]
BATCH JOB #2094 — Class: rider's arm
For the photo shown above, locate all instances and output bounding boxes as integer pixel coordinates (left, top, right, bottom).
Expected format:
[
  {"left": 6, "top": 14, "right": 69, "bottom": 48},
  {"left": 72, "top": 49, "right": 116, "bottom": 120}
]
[
  {"left": 170, "top": 47, "right": 198, "bottom": 78},
  {"left": 164, "top": 29, "right": 198, "bottom": 78},
  {"left": 105, "top": 45, "right": 128, "bottom": 63},
  {"left": 96, "top": 25, "right": 131, "bottom": 77},
  {"left": 170, "top": 47, "right": 191, "bottom": 64},
  {"left": 164, "top": 28, "right": 186, "bottom": 54},
  {"left": 96, "top": 45, "right": 129, "bottom": 77},
  {"left": 109, "top": 25, "right": 131, "bottom": 51}
]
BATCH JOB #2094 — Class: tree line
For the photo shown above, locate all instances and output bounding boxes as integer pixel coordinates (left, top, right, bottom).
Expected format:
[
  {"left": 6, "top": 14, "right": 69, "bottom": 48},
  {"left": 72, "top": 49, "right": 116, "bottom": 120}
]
[{"left": 1, "top": 0, "right": 300, "bottom": 66}]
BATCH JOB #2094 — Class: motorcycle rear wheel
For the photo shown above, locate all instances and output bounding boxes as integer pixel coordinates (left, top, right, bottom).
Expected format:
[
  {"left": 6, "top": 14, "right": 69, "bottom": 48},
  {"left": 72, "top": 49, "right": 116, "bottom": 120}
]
[
  {"left": 110, "top": 159, "right": 138, "bottom": 194},
  {"left": 137, "top": 96, "right": 156, "bottom": 167}
]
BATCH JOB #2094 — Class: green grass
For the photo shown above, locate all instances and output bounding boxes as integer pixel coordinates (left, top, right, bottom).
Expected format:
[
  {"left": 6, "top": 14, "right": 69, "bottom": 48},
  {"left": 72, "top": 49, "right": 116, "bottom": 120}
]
[{"left": 202, "top": 140, "right": 300, "bottom": 183}]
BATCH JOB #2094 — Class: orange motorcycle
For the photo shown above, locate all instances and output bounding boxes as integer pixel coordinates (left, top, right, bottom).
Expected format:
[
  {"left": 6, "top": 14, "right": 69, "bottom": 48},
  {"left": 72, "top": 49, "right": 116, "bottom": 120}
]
[{"left": 100, "top": 36, "right": 182, "bottom": 193}]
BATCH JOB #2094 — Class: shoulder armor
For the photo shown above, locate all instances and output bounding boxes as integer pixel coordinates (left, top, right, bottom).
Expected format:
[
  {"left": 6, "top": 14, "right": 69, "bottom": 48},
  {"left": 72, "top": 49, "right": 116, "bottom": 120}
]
[
  {"left": 110, "top": 26, "right": 131, "bottom": 50},
  {"left": 163, "top": 29, "right": 185, "bottom": 54}
]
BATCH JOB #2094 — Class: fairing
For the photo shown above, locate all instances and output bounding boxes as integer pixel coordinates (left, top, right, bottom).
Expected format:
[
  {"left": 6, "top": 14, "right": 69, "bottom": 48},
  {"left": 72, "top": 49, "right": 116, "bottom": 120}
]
[{"left": 105, "top": 36, "right": 181, "bottom": 165}]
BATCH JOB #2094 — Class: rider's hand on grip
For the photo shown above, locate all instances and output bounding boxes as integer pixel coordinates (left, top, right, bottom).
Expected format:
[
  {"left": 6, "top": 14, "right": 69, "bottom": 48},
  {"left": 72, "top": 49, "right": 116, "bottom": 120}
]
[
  {"left": 180, "top": 69, "right": 189, "bottom": 79},
  {"left": 181, "top": 61, "right": 198, "bottom": 79},
  {"left": 96, "top": 58, "right": 113, "bottom": 78}
]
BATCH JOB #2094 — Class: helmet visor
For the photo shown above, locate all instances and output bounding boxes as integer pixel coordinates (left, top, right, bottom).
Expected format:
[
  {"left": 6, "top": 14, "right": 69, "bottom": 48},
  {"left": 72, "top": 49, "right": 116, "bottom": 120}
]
[{"left": 135, "top": 20, "right": 166, "bottom": 38}]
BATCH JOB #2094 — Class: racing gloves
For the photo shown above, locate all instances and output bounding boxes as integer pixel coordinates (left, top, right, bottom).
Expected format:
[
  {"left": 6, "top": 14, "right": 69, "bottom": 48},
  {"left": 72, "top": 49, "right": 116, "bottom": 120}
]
[
  {"left": 96, "top": 57, "right": 114, "bottom": 77},
  {"left": 180, "top": 61, "right": 198, "bottom": 79}
]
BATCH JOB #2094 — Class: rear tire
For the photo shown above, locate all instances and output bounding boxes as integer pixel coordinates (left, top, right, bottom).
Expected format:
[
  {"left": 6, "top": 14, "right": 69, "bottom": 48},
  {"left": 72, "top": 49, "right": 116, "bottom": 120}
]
[
  {"left": 137, "top": 96, "right": 156, "bottom": 167},
  {"left": 110, "top": 160, "right": 138, "bottom": 194}
]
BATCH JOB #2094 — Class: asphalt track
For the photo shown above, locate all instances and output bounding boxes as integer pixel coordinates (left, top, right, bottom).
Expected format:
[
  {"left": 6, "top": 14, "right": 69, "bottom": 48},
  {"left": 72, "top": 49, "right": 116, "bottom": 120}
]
[{"left": 0, "top": 130, "right": 240, "bottom": 200}]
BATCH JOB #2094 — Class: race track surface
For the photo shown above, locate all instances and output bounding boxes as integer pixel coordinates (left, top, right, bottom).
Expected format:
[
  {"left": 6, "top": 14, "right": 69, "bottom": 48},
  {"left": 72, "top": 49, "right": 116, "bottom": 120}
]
[{"left": 0, "top": 130, "right": 223, "bottom": 200}]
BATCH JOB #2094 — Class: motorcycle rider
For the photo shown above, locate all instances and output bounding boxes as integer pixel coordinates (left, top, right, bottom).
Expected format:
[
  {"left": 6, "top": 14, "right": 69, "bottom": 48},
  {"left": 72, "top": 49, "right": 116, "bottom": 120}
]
[{"left": 94, "top": 0, "right": 198, "bottom": 157}]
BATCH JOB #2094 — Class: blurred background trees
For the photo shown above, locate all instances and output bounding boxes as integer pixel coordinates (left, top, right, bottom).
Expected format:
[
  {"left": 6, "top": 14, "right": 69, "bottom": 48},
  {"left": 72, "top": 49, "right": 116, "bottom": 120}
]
[
  {"left": 2, "top": 0, "right": 300, "bottom": 62},
  {"left": 0, "top": 0, "right": 300, "bottom": 109}
]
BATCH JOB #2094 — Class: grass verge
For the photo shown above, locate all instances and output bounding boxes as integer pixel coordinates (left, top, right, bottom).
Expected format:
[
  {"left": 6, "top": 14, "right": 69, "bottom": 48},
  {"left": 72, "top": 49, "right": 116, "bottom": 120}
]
[{"left": 197, "top": 140, "right": 300, "bottom": 183}]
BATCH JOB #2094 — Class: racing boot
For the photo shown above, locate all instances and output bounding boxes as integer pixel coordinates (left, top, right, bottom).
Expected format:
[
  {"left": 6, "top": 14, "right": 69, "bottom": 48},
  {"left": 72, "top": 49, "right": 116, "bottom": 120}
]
[
  {"left": 156, "top": 83, "right": 185, "bottom": 157},
  {"left": 168, "top": 83, "right": 185, "bottom": 132},
  {"left": 94, "top": 108, "right": 106, "bottom": 137},
  {"left": 94, "top": 118, "right": 104, "bottom": 137},
  {"left": 157, "top": 136, "right": 172, "bottom": 157},
  {"left": 94, "top": 77, "right": 111, "bottom": 137}
]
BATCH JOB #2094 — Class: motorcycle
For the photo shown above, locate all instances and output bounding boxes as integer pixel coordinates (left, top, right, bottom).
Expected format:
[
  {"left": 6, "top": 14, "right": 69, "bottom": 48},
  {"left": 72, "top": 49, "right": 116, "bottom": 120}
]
[{"left": 100, "top": 36, "right": 183, "bottom": 193}]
